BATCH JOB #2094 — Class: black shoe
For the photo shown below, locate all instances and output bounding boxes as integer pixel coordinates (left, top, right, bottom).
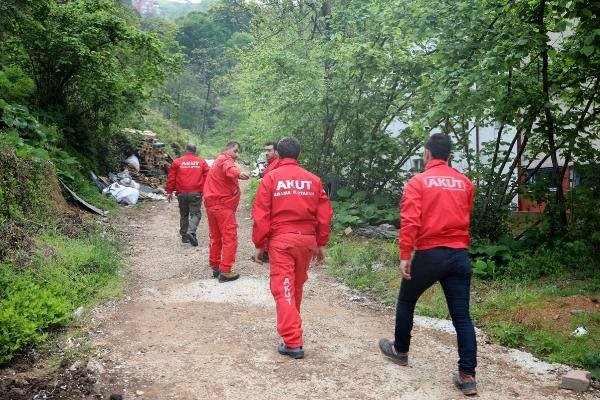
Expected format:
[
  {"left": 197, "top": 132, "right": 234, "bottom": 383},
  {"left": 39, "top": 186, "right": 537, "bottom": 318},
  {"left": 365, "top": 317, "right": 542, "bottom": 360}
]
[
  {"left": 181, "top": 235, "right": 190, "bottom": 243},
  {"left": 186, "top": 233, "right": 198, "bottom": 247},
  {"left": 212, "top": 268, "right": 220, "bottom": 278},
  {"left": 262, "top": 252, "right": 269, "bottom": 263},
  {"left": 218, "top": 271, "right": 239, "bottom": 282},
  {"left": 278, "top": 343, "right": 304, "bottom": 359},
  {"left": 378, "top": 338, "right": 408, "bottom": 366}
]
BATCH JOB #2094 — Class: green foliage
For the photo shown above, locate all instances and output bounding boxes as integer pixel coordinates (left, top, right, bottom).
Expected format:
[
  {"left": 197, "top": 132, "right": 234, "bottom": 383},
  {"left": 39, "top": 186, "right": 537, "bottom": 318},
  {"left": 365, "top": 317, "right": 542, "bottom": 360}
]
[
  {"left": 0, "top": 65, "right": 34, "bottom": 104},
  {"left": 0, "top": 230, "right": 123, "bottom": 364},
  {"left": 244, "top": 177, "right": 260, "bottom": 208},
  {"left": 1, "top": 0, "right": 176, "bottom": 168},
  {"left": 490, "top": 322, "right": 526, "bottom": 348},
  {"left": 331, "top": 188, "right": 398, "bottom": 229}
]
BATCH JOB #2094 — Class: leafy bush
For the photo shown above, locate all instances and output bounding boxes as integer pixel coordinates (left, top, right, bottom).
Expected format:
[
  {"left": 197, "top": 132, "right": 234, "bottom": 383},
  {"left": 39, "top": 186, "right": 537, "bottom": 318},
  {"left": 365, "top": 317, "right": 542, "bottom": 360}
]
[{"left": 331, "top": 188, "right": 398, "bottom": 229}]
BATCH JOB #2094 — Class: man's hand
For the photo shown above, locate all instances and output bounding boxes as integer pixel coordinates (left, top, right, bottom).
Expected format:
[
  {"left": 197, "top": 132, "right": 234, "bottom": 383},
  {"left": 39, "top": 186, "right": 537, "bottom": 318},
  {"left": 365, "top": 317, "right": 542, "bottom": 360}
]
[
  {"left": 313, "top": 246, "right": 325, "bottom": 265},
  {"left": 239, "top": 171, "right": 250, "bottom": 180},
  {"left": 167, "top": 193, "right": 173, "bottom": 203},
  {"left": 400, "top": 259, "right": 412, "bottom": 280},
  {"left": 254, "top": 248, "right": 264, "bottom": 265}
]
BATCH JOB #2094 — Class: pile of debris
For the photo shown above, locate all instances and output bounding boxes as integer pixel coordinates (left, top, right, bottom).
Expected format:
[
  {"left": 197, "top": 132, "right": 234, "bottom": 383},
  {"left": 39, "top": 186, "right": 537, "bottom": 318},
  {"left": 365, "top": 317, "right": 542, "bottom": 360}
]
[{"left": 92, "top": 129, "right": 173, "bottom": 206}]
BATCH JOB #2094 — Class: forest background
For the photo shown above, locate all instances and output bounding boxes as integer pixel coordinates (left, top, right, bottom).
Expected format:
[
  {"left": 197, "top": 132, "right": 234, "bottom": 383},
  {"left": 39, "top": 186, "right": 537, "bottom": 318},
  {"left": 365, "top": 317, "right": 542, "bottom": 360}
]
[{"left": 0, "top": 0, "right": 598, "bottom": 379}]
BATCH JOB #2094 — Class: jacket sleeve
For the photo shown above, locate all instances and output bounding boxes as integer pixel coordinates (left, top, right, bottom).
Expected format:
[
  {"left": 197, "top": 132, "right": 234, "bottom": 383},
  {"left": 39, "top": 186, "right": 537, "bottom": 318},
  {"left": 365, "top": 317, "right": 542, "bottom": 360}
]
[
  {"left": 399, "top": 177, "right": 422, "bottom": 260},
  {"left": 222, "top": 158, "right": 241, "bottom": 179},
  {"left": 200, "top": 160, "right": 210, "bottom": 191},
  {"left": 251, "top": 176, "right": 272, "bottom": 249},
  {"left": 315, "top": 182, "right": 334, "bottom": 246},
  {"left": 166, "top": 160, "right": 178, "bottom": 194}
]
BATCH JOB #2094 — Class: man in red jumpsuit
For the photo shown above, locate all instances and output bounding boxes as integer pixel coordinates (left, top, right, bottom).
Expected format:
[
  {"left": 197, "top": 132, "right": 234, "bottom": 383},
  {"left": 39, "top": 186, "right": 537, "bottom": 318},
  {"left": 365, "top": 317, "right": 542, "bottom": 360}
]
[
  {"left": 203, "top": 141, "right": 249, "bottom": 282},
  {"left": 252, "top": 141, "right": 281, "bottom": 263},
  {"left": 166, "top": 144, "right": 210, "bottom": 247},
  {"left": 378, "top": 133, "right": 478, "bottom": 396},
  {"left": 260, "top": 141, "right": 280, "bottom": 178},
  {"left": 252, "top": 137, "right": 333, "bottom": 359}
]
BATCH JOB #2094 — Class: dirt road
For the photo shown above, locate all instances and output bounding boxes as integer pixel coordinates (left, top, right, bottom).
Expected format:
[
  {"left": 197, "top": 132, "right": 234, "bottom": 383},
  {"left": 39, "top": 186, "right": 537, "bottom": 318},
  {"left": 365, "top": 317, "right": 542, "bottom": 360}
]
[{"left": 88, "top": 195, "right": 595, "bottom": 400}]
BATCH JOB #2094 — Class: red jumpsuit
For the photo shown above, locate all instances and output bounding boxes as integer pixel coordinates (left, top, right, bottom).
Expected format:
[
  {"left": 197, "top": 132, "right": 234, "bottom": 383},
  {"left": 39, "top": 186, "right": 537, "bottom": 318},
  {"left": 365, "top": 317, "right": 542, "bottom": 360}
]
[
  {"left": 252, "top": 159, "right": 333, "bottom": 348},
  {"left": 203, "top": 153, "right": 243, "bottom": 273}
]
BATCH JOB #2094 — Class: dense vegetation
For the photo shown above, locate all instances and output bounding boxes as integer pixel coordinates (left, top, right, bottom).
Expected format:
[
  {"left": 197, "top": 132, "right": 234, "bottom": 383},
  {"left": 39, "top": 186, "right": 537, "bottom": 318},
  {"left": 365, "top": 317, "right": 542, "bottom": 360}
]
[{"left": 0, "top": 0, "right": 598, "bottom": 377}]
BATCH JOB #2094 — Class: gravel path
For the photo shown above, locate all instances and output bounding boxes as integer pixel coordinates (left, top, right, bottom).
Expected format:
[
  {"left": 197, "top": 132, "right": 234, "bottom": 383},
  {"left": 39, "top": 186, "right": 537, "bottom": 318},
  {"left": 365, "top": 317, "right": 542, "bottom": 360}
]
[{"left": 88, "top": 190, "right": 596, "bottom": 400}]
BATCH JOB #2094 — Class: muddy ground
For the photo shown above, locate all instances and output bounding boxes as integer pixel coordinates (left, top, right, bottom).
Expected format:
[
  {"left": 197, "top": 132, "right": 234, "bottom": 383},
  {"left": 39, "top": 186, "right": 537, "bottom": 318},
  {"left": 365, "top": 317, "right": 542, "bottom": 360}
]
[{"left": 2, "top": 191, "right": 598, "bottom": 399}]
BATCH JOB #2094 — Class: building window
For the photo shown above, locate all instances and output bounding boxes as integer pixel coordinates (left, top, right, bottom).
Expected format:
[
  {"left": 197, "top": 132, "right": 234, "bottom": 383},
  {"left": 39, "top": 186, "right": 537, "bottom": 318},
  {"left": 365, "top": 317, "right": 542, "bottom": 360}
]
[{"left": 411, "top": 158, "right": 424, "bottom": 171}]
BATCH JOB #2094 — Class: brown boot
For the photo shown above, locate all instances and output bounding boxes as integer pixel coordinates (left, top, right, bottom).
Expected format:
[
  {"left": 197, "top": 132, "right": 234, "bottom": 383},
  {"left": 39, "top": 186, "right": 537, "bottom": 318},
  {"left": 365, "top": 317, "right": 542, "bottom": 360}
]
[{"left": 218, "top": 271, "right": 240, "bottom": 282}]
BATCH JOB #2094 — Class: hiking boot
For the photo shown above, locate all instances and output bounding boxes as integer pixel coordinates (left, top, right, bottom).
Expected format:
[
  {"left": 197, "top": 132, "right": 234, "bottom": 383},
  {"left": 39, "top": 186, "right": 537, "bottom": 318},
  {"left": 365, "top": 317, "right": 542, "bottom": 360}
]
[
  {"left": 453, "top": 372, "right": 478, "bottom": 396},
  {"left": 186, "top": 233, "right": 198, "bottom": 247},
  {"left": 211, "top": 268, "right": 220, "bottom": 278},
  {"left": 181, "top": 235, "right": 190, "bottom": 243},
  {"left": 378, "top": 338, "right": 408, "bottom": 366},
  {"left": 278, "top": 343, "right": 304, "bottom": 359},
  {"left": 218, "top": 271, "right": 239, "bottom": 282}
]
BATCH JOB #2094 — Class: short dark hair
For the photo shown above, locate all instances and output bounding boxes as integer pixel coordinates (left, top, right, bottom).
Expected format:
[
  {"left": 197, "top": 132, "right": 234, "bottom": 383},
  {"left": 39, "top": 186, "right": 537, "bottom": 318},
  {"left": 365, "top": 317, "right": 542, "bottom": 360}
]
[
  {"left": 265, "top": 141, "right": 277, "bottom": 150},
  {"left": 185, "top": 143, "right": 197, "bottom": 153},
  {"left": 225, "top": 141, "right": 240, "bottom": 150},
  {"left": 425, "top": 133, "right": 451, "bottom": 160},
  {"left": 277, "top": 137, "right": 300, "bottom": 159}
]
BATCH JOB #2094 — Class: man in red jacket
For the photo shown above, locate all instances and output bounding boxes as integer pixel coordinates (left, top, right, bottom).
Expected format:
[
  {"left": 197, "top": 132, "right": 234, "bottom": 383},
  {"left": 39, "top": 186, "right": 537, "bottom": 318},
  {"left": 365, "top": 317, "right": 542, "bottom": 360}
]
[
  {"left": 166, "top": 144, "right": 210, "bottom": 247},
  {"left": 253, "top": 141, "right": 281, "bottom": 263},
  {"left": 252, "top": 137, "right": 333, "bottom": 359},
  {"left": 378, "top": 134, "right": 478, "bottom": 396},
  {"left": 203, "top": 141, "right": 249, "bottom": 282},
  {"left": 260, "top": 141, "right": 280, "bottom": 178}
]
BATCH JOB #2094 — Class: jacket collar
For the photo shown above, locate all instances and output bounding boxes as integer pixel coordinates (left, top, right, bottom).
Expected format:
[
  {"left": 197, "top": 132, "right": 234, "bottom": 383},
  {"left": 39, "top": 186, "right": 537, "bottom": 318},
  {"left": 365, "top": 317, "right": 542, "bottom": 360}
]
[
  {"left": 279, "top": 158, "right": 299, "bottom": 166},
  {"left": 425, "top": 159, "right": 447, "bottom": 170}
]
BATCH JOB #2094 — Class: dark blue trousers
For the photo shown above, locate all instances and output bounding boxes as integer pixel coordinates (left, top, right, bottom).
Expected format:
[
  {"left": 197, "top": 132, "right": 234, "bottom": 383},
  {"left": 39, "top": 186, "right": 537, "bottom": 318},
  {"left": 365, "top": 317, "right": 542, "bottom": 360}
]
[{"left": 394, "top": 247, "right": 477, "bottom": 376}]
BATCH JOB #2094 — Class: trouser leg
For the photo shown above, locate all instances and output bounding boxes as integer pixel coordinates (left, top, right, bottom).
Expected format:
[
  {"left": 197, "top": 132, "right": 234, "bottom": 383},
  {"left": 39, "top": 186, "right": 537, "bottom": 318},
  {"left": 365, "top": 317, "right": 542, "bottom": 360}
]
[
  {"left": 394, "top": 249, "right": 444, "bottom": 353},
  {"left": 177, "top": 193, "right": 190, "bottom": 236},
  {"left": 186, "top": 193, "right": 203, "bottom": 234},
  {"left": 269, "top": 234, "right": 315, "bottom": 348},
  {"left": 440, "top": 250, "right": 477, "bottom": 376},
  {"left": 206, "top": 206, "right": 222, "bottom": 268},
  {"left": 217, "top": 207, "right": 237, "bottom": 273}
]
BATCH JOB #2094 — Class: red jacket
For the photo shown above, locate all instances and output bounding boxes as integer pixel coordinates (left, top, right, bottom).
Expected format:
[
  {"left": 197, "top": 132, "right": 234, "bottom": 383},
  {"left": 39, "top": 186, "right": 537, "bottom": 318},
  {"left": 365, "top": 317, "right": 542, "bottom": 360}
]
[
  {"left": 262, "top": 157, "right": 280, "bottom": 177},
  {"left": 203, "top": 152, "right": 243, "bottom": 210},
  {"left": 399, "top": 159, "right": 474, "bottom": 260},
  {"left": 166, "top": 153, "right": 210, "bottom": 194},
  {"left": 252, "top": 159, "right": 333, "bottom": 249}
]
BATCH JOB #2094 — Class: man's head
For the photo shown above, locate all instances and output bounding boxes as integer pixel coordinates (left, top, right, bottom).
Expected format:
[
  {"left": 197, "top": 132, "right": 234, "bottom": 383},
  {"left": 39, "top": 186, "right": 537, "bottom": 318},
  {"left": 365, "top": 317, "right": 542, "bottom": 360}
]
[
  {"left": 185, "top": 144, "right": 197, "bottom": 154},
  {"left": 224, "top": 141, "right": 241, "bottom": 160},
  {"left": 424, "top": 133, "right": 452, "bottom": 163},
  {"left": 276, "top": 137, "right": 301, "bottom": 160},
  {"left": 265, "top": 141, "right": 277, "bottom": 161}
]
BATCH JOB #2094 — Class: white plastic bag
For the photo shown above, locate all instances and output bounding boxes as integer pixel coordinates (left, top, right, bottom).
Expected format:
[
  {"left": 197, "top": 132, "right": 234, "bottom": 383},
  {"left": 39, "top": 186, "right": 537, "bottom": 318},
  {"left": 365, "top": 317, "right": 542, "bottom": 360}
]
[
  {"left": 124, "top": 154, "right": 140, "bottom": 171},
  {"left": 103, "top": 183, "right": 140, "bottom": 205}
]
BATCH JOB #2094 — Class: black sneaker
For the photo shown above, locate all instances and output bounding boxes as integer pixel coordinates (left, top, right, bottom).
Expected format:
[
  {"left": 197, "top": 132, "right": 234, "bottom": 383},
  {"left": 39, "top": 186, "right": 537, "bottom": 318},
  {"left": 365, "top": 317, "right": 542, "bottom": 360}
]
[
  {"left": 378, "top": 338, "right": 408, "bottom": 366},
  {"left": 278, "top": 343, "right": 304, "bottom": 359},
  {"left": 181, "top": 235, "right": 190, "bottom": 243},
  {"left": 218, "top": 271, "right": 239, "bottom": 282},
  {"left": 211, "top": 268, "right": 220, "bottom": 278},
  {"left": 186, "top": 233, "right": 198, "bottom": 247}
]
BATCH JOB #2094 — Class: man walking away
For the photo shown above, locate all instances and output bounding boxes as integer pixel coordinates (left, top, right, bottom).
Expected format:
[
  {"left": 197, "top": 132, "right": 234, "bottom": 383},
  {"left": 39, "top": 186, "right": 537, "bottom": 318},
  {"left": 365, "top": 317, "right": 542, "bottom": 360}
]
[
  {"left": 203, "top": 141, "right": 250, "bottom": 282},
  {"left": 252, "top": 137, "right": 333, "bottom": 359},
  {"left": 166, "top": 144, "right": 210, "bottom": 247},
  {"left": 378, "top": 133, "right": 478, "bottom": 396},
  {"left": 261, "top": 141, "right": 280, "bottom": 178}
]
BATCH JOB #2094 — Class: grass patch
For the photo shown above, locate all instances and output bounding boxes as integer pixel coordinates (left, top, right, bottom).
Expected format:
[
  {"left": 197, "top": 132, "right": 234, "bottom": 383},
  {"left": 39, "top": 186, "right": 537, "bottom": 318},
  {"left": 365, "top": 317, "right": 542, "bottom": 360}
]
[
  {"left": 0, "top": 226, "right": 124, "bottom": 365},
  {"left": 326, "top": 235, "right": 600, "bottom": 378}
]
